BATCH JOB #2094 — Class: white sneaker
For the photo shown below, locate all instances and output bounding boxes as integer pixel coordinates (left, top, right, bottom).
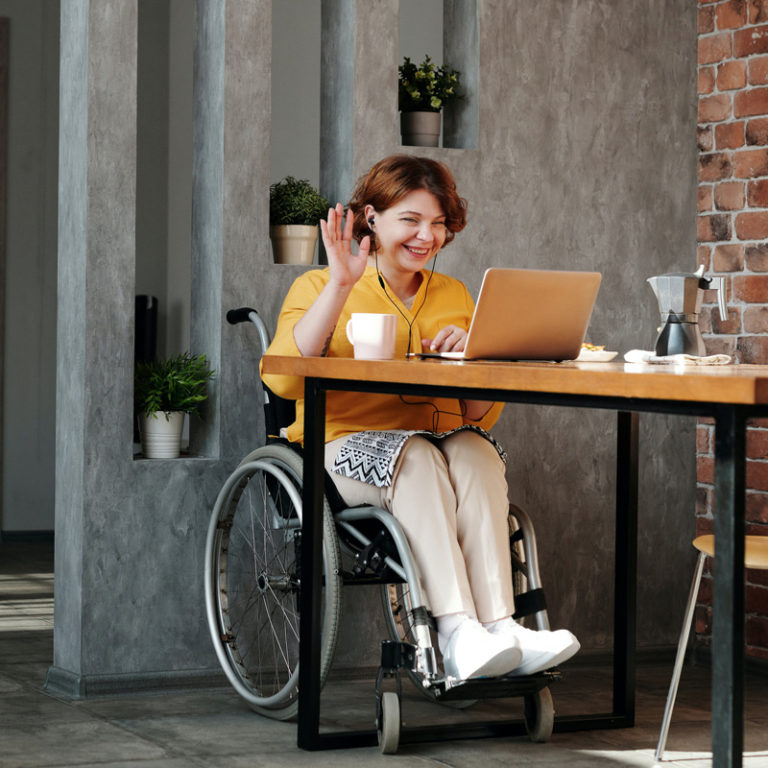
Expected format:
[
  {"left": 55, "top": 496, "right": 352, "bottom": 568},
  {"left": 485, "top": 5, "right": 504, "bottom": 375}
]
[
  {"left": 440, "top": 619, "right": 523, "bottom": 680},
  {"left": 489, "top": 618, "right": 580, "bottom": 676}
]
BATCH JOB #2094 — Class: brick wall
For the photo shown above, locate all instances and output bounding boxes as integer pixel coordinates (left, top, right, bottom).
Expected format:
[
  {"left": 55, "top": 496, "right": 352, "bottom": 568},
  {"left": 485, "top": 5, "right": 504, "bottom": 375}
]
[{"left": 697, "top": 0, "right": 768, "bottom": 660}]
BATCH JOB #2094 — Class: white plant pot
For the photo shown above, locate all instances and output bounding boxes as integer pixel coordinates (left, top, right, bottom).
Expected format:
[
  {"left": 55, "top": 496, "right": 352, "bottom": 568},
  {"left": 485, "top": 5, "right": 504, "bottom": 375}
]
[
  {"left": 139, "top": 411, "right": 185, "bottom": 458},
  {"left": 270, "top": 224, "right": 319, "bottom": 265}
]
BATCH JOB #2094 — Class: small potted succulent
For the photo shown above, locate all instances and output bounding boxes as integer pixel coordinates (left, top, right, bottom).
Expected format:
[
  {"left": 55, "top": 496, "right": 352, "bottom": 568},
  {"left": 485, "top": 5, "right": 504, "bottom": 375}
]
[
  {"left": 398, "top": 55, "right": 462, "bottom": 147},
  {"left": 135, "top": 352, "right": 215, "bottom": 458},
  {"left": 269, "top": 176, "right": 330, "bottom": 265}
]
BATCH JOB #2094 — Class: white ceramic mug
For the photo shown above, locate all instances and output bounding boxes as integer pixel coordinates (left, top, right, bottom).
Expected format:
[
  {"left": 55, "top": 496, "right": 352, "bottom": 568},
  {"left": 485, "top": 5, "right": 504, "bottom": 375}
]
[{"left": 345, "top": 313, "right": 397, "bottom": 360}]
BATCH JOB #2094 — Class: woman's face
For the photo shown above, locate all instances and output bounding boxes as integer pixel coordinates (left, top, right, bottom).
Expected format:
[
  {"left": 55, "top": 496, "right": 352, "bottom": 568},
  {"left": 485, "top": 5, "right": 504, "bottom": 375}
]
[{"left": 366, "top": 189, "right": 447, "bottom": 275}]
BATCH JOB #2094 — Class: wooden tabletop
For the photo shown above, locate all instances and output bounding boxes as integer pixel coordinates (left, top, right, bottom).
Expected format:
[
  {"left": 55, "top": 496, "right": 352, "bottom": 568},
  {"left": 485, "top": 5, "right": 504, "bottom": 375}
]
[{"left": 261, "top": 355, "right": 768, "bottom": 406}]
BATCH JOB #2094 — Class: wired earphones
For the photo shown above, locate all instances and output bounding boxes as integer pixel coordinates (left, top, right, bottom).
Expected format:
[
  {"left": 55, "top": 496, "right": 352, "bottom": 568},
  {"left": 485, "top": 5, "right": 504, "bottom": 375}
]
[
  {"left": 368, "top": 215, "right": 438, "bottom": 358},
  {"left": 374, "top": 251, "right": 437, "bottom": 358},
  {"left": 369, "top": 221, "right": 467, "bottom": 427},
  {"left": 367, "top": 216, "right": 474, "bottom": 429}
]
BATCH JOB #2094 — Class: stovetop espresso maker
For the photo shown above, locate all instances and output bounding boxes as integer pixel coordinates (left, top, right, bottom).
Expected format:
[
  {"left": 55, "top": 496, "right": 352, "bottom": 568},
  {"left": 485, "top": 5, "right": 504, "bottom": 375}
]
[{"left": 647, "top": 265, "right": 727, "bottom": 357}]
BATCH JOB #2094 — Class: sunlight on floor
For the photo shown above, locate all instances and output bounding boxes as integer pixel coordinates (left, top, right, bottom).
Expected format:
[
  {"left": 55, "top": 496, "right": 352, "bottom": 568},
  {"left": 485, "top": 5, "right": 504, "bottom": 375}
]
[{"left": 0, "top": 571, "right": 54, "bottom": 632}]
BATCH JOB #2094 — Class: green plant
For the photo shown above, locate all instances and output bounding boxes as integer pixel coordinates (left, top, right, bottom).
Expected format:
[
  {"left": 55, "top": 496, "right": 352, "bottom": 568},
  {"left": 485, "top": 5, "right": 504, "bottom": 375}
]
[
  {"left": 398, "top": 55, "right": 462, "bottom": 113},
  {"left": 135, "top": 352, "right": 215, "bottom": 418},
  {"left": 269, "top": 177, "right": 330, "bottom": 226}
]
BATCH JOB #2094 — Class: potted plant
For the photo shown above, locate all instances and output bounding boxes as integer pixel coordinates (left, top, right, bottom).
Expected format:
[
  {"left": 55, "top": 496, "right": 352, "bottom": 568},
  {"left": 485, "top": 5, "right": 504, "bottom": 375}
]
[
  {"left": 398, "top": 55, "right": 462, "bottom": 147},
  {"left": 269, "top": 176, "right": 330, "bottom": 265},
  {"left": 135, "top": 352, "right": 215, "bottom": 458}
]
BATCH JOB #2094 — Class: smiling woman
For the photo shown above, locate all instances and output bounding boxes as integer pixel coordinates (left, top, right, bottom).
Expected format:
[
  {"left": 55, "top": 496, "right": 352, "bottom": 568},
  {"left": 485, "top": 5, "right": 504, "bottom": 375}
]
[
  {"left": 259, "top": 154, "right": 580, "bottom": 683},
  {"left": 365, "top": 190, "right": 448, "bottom": 305}
]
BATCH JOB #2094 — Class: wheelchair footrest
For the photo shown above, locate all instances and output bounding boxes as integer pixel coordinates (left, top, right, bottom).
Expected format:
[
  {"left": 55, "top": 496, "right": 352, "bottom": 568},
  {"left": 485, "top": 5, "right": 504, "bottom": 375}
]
[{"left": 433, "top": 669, "right": 562, "bottom": 702}]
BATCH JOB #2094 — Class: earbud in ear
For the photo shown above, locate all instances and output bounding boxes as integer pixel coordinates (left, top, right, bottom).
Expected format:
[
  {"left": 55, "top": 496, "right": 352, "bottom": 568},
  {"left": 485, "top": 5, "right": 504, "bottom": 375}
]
[{"left": 367, "top": 217, "right": 375, "bottom": 228}]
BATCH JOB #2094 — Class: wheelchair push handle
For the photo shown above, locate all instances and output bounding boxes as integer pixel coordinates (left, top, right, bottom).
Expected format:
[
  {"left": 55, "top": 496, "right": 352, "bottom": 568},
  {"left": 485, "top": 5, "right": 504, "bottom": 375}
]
[
  {"left": 227, "top": 307, "right": 270, "bottom": 357},
  {"left": 226, "top": 305, "right": 297, "bottom": 445},
  {"left": 226, "top": 307, "right": 258, "bottom": 325}
]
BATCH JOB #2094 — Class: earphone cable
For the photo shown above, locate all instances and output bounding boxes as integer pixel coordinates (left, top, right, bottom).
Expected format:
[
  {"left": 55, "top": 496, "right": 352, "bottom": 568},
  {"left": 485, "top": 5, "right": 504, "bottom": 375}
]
[
  {"left": 375, "top": 252, "right": 438, "bottom": 358},
  {"left": 373, "top": 255, "right": 477, "bottom": 431}
]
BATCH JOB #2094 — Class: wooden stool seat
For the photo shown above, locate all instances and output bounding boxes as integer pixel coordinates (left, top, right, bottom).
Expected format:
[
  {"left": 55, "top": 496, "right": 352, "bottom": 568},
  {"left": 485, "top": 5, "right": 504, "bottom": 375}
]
[{"left": 693, "top": 534, "right": 768, "bottom": 570}]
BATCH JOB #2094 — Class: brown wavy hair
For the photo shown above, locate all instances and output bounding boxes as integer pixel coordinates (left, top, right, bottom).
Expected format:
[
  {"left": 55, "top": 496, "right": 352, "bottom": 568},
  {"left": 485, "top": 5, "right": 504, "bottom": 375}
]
[{"left": 347, "top": 155, "right": 467, "bottom": 250}]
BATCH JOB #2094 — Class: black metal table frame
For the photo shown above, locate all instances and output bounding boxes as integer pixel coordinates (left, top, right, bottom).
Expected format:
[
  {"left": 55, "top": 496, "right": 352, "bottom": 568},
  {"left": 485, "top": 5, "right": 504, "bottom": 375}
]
[{"left": 298, "top": 374, "right": 762, "bottom": 768}]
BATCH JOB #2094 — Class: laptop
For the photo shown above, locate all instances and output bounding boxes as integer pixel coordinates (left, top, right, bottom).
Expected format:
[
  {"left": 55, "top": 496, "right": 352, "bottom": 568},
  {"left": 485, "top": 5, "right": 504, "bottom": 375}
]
[{"left": 418, "top": 267, "right": 602, "bottom": 361}]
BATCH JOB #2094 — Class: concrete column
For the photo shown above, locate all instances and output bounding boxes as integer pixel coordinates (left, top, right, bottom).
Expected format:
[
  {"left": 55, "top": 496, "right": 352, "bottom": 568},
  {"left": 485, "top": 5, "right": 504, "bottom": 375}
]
[
  {"left": 320, "top": 0, "right": 355, "bottom": 206},
  {"left": 320, "top": 0, "right": 400, "bottom": 203},
  {"left": 194, "top": 0, "right": 272, "bottom": 461},
  {"left": 51, "top": 0, "right": 138, "bottom": 691},
  {"left": 52, "top": 0, "right": 90, "bottom": 677},
  {"left": 47, "top": 0, "right": 271, "bottom": 697},
  {"left": 189, "top": 0, "right": 225, "bottom": 459}
]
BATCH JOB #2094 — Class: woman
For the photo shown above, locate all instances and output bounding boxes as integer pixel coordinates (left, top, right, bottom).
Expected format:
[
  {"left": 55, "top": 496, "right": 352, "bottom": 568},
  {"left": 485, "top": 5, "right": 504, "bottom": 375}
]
[{"left": 262, "top": 155, "right": 579, "bottom": 680}]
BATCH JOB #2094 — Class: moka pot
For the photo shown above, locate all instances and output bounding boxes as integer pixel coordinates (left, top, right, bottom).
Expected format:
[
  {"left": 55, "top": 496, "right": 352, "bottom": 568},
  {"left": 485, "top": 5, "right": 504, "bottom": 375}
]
[{"left": 647, "top": 266, "right": 727, "bottom": 357}]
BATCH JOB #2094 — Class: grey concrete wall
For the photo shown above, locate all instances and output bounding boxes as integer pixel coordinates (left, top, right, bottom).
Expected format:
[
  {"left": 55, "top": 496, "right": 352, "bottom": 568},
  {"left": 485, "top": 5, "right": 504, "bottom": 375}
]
[{"left": 48, "top": 0, "right": 698, "bottom": 695}]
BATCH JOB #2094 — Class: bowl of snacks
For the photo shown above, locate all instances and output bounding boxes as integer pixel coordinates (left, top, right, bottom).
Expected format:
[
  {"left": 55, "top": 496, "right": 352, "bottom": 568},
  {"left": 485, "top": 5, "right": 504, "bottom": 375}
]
[{"left": 575, "top": 343, "right": 618, "bottom": 362}]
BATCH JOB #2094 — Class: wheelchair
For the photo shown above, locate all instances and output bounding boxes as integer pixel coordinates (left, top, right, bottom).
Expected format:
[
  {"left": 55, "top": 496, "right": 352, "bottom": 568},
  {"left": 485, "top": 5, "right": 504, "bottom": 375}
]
[{"left": 204, "top": 307, "right": 562, "bottom": 754}]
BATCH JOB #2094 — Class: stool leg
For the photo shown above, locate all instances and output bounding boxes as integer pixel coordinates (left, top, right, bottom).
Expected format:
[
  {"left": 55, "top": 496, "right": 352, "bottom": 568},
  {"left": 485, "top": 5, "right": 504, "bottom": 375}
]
[{"left": 655, "top": 551, "right": 707, "bottom": 762}]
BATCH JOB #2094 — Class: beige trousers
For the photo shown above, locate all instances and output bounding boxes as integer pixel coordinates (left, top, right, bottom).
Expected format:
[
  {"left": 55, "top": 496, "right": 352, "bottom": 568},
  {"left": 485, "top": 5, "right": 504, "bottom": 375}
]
[{"left": 325, "top": 430, "right": 516, "bottom": 623}]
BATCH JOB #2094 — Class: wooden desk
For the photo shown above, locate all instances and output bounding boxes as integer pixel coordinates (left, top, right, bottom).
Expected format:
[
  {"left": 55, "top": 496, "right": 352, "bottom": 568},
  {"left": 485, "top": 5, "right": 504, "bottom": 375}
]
[{"left": 261, "top": 355, "right": 768, "bottom": 767}]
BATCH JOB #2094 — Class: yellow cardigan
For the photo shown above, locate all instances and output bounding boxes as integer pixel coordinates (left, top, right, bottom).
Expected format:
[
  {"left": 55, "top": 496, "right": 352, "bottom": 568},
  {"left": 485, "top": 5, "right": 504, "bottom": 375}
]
[{"left": 260, "top": 265, "right": 504, "bottom": 444}]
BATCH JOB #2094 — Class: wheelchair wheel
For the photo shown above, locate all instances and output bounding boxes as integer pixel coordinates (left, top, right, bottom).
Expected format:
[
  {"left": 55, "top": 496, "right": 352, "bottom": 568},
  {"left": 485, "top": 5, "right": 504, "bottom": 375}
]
[
  {"left": 377, "top": 691, "right": 401, "bottom": 754},
  {"left": 205, "top": 443, "right": 342, "bottom": 720},
  {"left": 523, "top": 686, "right": 554, "bottom": 742}
]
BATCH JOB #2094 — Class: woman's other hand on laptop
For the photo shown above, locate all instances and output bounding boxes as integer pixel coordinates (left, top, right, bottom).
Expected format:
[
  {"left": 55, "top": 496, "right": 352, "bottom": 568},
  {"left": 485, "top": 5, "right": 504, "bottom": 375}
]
[
  {"left": 424, "top": 325, "right": 492, "bottom": 421},
  {"left": 423, "top": 325, "right": 467, "bottom": 353}
]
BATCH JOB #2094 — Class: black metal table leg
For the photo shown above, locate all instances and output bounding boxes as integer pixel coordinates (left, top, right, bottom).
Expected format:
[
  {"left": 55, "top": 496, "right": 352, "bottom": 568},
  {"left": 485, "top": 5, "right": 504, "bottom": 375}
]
[
  {"left": 298, "top": 378, "right": 326, "bottom": 750},
  {"left": 712, "top": 406, "right": 746, "bottom": 768},
  {"left": 614, "top": 411, "right": 638, "bottom": 724}
]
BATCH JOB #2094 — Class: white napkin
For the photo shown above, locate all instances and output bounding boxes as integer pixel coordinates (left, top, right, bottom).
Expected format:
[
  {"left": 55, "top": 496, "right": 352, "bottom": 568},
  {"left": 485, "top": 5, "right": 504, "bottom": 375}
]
[{"left": 623, "top": 349, "right": 732, "bottom": 365}]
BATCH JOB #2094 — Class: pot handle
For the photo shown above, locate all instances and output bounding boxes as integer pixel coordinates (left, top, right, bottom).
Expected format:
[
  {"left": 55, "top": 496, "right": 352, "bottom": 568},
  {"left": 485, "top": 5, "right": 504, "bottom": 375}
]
[{"left": 710, "top": 277, "right": 728, "bottom": 322}]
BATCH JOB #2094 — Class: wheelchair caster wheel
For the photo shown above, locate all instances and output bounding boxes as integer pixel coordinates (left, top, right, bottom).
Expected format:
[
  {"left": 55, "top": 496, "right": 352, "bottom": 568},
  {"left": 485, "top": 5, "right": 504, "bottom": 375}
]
[
  {"left": 377, "top": 691, "right": 400, "bottom": 754},
  {"left": 523, "top": 686, "right": 554, "bottom": 743}
]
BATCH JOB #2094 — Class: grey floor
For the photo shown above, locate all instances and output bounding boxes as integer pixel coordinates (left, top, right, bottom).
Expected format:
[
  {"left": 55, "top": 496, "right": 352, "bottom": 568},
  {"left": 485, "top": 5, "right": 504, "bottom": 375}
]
[{"left": 1, "top": 540, "right": 767, "bottom": 768}]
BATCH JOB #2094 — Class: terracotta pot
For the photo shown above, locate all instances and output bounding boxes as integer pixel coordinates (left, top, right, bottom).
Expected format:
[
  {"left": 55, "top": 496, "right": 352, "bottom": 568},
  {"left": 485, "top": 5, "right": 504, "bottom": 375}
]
[
  {"left": 400, "top": 110, "right": 441, "bottom": 147},
  {"left": 270, "top": 224, "right": 319, "bottom": 265}
]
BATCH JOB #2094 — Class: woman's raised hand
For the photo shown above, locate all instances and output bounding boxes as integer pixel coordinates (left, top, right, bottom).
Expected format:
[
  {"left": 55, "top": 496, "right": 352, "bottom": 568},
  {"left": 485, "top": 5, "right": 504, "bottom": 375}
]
[
  {"left": 293, "top": 204, "right": 370, "bottom": 357},
  {"left": 320, "top": 203, "right": 370, "bottom": 288}
]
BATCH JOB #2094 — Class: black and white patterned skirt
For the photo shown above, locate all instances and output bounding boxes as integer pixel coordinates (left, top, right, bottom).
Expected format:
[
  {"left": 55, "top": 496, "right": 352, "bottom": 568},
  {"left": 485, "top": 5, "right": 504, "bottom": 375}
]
[{"left": 330, "top": 425, "right": 507, "bottom": 488}]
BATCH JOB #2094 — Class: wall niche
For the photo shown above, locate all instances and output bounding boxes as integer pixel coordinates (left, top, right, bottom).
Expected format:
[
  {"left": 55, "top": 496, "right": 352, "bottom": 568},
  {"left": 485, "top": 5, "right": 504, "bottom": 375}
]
[{"left": 399, "top": 0, "right": 478, "bottom": 150}]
